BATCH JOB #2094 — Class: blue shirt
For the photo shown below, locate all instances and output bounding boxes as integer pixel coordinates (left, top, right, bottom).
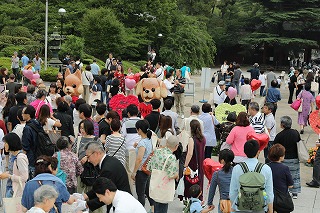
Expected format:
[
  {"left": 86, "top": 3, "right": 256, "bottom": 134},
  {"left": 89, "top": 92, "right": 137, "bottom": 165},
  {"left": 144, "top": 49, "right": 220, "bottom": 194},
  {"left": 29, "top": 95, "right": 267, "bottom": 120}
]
[
  {"left": 198, "top": 113, "right": 219, "bottom": 146},
  {"left": 92, "top": 83, "right": 102, "bottom": 92},
  {"left": 264, "top": 87, "right": 281, "bottom": 103},
  {"left": 136, "top": 138, "right": 153, "bottom": 170},
  {"left": 229, "top": 158, "right": 274, "bottom": 212},
  {"left": 22, "top": 173, "right": 70, "bottom": 213},
  {"left": 21, "top": 55, "right": 29, "bottom": 67},
  {"left": 180, "top": 66, "right": 190, "bottom": 78},
  {"left": 90, "top": 63, "right": 100, "bottom": 75},
  {"left": 208, "top": 168, "right": 233, "bottom": 205},
  {"left": 189, "top": 197, "right": 203, "bottom": 213}
]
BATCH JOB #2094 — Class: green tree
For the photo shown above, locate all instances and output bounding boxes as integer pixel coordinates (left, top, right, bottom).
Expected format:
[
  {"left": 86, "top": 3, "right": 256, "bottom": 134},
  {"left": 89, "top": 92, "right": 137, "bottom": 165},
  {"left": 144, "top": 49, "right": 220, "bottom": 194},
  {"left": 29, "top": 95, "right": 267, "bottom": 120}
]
[
  {"left": 59, "top": 35, "right": 85, "bottom": 58},
  {"left": 160, "top": 14, "right": 216, "bottom": 69}
]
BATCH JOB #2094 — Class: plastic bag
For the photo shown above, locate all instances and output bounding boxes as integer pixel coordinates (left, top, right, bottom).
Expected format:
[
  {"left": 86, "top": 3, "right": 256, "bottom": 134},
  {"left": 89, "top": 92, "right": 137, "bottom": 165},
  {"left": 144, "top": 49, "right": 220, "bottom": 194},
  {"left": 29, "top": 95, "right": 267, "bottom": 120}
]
[{"left": 176, "top": 177, "right": 185, "bottom": 196}]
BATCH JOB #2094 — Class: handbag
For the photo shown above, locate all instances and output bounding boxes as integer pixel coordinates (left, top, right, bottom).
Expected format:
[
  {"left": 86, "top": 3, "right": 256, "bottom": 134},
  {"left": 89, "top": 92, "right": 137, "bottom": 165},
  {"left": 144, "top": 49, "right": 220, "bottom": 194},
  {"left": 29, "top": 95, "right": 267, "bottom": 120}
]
[
  {"left": 217, "top": 172, "right": 231, "bottom": 213},
  {"left": 297, "top": 140, "right": 309, "bottom": 163},
  {"left": 184, "top": 138, "right": 199, "bottom": 184},
  {"left": 311, "top": 81, "right": 319, "bottom": 92},
  {"left": 175, "top": 176, "right": 185, "bottom": 196},
  {"left": 141, "top": 151, "right": 154, "bottom": 175},
  {"left": 290, "top": 99, "right": 302, "bottom": 111},
  {"left": 273, "top": 188, "right": 294, "bottom": 212},
  {"left": 149, "top": 154, "right": 176, "bottom": 203},
  {"left": 297, "top": 99, "right": 303, "bottom": 113},
  {"left": 45, "top": 129, "right": 62, "bottom": 144},
  {"left": 89, "top": 91, "right": 102, "bottom": 105},
  {"left": 3, "top": 178, "right": 23, "bottom": 213}
]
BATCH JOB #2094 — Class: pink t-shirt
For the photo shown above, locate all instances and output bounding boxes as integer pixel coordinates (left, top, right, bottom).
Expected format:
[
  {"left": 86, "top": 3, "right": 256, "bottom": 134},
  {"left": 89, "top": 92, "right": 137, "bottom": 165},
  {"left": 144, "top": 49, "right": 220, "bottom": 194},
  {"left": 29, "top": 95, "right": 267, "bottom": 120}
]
[
  {"left": 226, "top": 125, "right": 255, "bottom": 157},
  {"left": 30, "top": 99, "right": 53, "bottom": 118}
]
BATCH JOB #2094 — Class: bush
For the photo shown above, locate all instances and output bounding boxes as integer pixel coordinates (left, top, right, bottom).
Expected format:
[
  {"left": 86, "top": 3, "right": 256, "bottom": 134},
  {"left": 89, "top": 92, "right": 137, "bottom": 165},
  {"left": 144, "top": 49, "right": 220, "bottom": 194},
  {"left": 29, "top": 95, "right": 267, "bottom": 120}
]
[
  {"left": 1, "top": 26, "right": 33, "bottom": 39},
  {"left": 1, "top": 45, "right": 42, "bottom": 57},
  {"left": 40, "top": 67, "right": 59, "bottom": 82},
  {"left": 59, "top": 35, "right": 85, "bottom": 59},
  {"left": 0, "top": 57, "right": 12, "bottom": 70},
  {"left": 134, "top": 60, "right": 147, "bottom": 67}
]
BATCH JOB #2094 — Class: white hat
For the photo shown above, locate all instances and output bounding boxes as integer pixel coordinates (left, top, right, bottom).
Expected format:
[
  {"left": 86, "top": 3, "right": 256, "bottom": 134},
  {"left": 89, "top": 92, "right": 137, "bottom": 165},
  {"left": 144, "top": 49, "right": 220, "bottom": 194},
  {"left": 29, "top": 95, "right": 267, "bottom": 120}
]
[{"left": 218, "top": 81, "right": 225, "bottom": 86}]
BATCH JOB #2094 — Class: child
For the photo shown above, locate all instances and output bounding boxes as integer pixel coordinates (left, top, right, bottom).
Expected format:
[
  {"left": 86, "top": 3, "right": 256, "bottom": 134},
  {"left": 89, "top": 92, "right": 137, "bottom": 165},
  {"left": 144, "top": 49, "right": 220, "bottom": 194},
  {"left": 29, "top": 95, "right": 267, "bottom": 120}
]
[
  {"left": 189, "top": 184, "right": 215, "bottom": 213},
  {"left": 207, "top": 149, "right": 235, "bottom": 213},
  {"left": 239, "top": 78, "right": 252, "bottom": 111},
  {"left": 259, "top": 70, "right": 266, "bottom": 96}
]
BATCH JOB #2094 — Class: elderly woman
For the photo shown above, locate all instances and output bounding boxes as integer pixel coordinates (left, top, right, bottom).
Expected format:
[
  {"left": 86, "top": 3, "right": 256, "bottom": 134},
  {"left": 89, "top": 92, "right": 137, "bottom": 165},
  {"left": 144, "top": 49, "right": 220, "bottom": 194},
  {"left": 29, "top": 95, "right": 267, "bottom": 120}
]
[
  {"left": 297, "top": 82, "right": 314, "bottom": 134},
  {"left": 21, "top": 155, "right": 75, "bottom": 213},
  {"left": 273, "top": 116, "right": 301, "bottom": 199},
  {"left": 226, "top": 112, "right": 255, "bottom": 163},
  {"left": 199, "top": 103, "right": 219, "bottom": 158},
  {"left": 26, "top": 185, "right": 59, "bottom": 213}
]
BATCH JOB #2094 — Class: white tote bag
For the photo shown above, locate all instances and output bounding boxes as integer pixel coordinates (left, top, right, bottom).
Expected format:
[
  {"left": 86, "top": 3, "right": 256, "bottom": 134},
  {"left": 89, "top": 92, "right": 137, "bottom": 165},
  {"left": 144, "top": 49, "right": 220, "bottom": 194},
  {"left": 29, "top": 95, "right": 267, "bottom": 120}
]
[
  {"left": 297, "top": 140, "right": 309, "bottom": 163},
  {"left": 149, "top": 155, "right": 175, "bottom": 203},
  {"left": 175, "top": 177, "right": 185, "bottom": 196},
  {"left": 3, "top": 179, "right": 23, "bottom": 213},
  {"left": 88, "top": 91, "right": 101, "bottom": 105}
]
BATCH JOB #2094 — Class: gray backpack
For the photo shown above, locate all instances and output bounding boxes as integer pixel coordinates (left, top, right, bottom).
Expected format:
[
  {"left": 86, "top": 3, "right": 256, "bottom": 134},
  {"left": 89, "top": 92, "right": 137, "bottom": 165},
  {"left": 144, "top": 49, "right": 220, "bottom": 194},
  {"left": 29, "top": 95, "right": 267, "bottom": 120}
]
[{"left": 236, "top": 162, "right": 266, "bottom": 211}]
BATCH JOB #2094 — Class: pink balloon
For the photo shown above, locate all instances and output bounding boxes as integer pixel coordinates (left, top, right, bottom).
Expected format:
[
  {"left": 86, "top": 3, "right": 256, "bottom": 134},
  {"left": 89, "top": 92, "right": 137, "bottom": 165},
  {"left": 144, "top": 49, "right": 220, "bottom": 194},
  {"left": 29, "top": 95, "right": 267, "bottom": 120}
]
[
  {"left": 227, "top": 87, "right": 237, "bottom": 100},
  {"left": 125, "top": 78, "right": 136, "bottom": 90},
  {"left": 23, "top": 69, "right": 33, "bottom": 80},
  {"left": 33, "top": 73, "right": 40, "bottom": 79}
]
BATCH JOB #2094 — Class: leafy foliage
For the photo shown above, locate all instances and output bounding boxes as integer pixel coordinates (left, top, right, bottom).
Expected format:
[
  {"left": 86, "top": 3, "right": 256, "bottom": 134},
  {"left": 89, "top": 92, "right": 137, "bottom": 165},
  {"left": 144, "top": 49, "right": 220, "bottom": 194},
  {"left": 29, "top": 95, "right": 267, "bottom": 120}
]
[{"left": 59, "top": 35, "right": 85, "bottom": 59}]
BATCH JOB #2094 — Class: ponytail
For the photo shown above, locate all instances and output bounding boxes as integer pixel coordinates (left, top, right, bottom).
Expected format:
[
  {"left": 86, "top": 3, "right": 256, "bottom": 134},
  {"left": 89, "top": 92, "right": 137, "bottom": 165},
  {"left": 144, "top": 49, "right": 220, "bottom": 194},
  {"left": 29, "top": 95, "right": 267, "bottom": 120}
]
[
  {"left": 146, "top": 130, "right": 152, "bottom": 139},
  {"left": 219, "top": 149, "right": 235, "bottom": 173},
  {"left": 135, "top": 119, "right": 152, "bottom": 139}
]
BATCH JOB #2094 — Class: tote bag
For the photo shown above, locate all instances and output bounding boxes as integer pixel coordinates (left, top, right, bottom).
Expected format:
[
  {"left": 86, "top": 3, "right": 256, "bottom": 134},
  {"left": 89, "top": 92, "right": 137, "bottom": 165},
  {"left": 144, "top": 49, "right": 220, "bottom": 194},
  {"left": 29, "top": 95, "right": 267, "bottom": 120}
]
[
  {"left": 297, "top": 140, "right": 309, "bottom": 163},
  {"left": 149, "top": 154, "right": 175, "bottom": 203},
  {"left": 3, "top": 179, "right": 23, "bottom": 213},
  {"left": 290, "top": 99, "right": 301, "bottom": 111}
]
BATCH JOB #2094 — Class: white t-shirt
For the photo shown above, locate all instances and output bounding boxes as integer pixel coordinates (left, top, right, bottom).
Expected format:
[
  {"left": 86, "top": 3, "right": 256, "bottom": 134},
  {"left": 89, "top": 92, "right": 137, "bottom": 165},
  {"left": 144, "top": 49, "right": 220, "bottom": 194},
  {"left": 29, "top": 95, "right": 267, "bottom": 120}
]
[
  {"left": 163, "top": 79, "right": 174, "bottom": 96},
  {"left": 82, "top": 71, "right": 93, "bottom": 86},
  {"left": 155, "top": 67, "right": 164, "bottom": 81},
  {"left": 259, "top": 74, "right": 266, "bottom": 86},
  {"left": 213, "top": 86, "right": 227, "bottom": 105},
  {"left": 12, "top": 123, "right": 26, "bottom": 139},
  {"left": 44, "top": 118, "right": 55, "bottom": 130},
  {"left": 48, "top": 93, "right": 61, "bottom": 110},
  {"left": 113, "top": 190, "right": 147, "bottom": 213},
  {"left": 220, "top": 64, "right": 229, "bottom": 74}
]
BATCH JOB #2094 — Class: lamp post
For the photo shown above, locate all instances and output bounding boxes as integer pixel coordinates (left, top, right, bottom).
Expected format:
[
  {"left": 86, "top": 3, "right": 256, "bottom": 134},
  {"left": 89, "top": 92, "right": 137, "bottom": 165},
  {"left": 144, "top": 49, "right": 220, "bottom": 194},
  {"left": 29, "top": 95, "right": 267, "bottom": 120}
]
[
  {"left": 58, "top": 8, "right": 66, "bottom": 39},
  {"left": 44, "top": 0, "right": 48, "bottom": 70}
]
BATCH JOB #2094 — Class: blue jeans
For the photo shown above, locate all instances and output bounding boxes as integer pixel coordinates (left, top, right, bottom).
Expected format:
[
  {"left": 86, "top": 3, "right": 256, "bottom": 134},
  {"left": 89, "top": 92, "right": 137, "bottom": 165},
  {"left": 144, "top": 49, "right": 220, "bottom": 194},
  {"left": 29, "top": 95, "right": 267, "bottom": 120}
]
[
  {"left": 233, "top": 81, "right": 240, "bottom": 94},
  {"left": 154, "top": 202, "right": 168, "bottom": 213},
  {"left": 5, "top": 185, "right": 13, "bottom": 198},
  {"left": 101, "top": 91, "right": 107, "bottom": 104},
  {"left": 135, "top": 171, "right": 154, "bottom": 207}
]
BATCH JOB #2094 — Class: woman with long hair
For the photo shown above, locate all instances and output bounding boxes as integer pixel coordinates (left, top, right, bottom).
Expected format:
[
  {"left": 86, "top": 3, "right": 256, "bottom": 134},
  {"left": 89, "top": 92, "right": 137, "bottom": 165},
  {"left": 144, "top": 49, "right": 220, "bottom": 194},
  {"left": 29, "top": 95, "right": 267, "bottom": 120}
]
[
  {"left": 226, "top": 112, "right": 255, "bottom": 163},
  {"left": 56, "top": 78, "right": 65, "bottom": 97},
  {"left": 47, "top": 83, "right": 61, "bottom": 112},
  {"left": 131, "top": 119, "right": 154, "bottom": 212},
  {"left": 114, "top": 65, "right": 125, "bottom": 93},
  {"left": 37, "top": 104, "right": 61, "bottom": 131},
  {"left": 2, "top": 93, "right": 16, "bottom": 123},
  {"left": 158, "top": 115, "right": 173, "bottom": 147},
  {"left": 0, "top": 67, "right": 8, "bottom": 84},
  {"left": 183, "top": 119, "right": 206, "bottom": 200},
  {"left": 208, "top": 149, "right": 234, "bottom": 212}
]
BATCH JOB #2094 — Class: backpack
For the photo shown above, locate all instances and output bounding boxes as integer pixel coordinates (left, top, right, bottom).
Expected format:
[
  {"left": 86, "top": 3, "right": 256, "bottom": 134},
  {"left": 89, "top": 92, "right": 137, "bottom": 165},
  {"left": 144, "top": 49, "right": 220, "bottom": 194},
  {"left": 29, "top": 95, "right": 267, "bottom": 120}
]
[
  {"left": 183, "top": 200, "right": 197, "bottom": 213},
  {"left": 56, "top": 151, "right": 67, "bottom": 184},
  {"left": 28, "top": 122, "right": 56, "bottom": 157},
  {"left": 236, "top": 162, "right": 266, "bottom": 211}
]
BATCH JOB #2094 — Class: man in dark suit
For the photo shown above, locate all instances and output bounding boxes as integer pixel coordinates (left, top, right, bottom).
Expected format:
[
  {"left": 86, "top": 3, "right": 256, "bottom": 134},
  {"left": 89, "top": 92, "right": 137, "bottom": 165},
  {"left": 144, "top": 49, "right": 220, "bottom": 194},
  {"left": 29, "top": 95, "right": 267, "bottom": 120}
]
[{"left": 74, "top": 142, "right": 131, "bottom": 212}]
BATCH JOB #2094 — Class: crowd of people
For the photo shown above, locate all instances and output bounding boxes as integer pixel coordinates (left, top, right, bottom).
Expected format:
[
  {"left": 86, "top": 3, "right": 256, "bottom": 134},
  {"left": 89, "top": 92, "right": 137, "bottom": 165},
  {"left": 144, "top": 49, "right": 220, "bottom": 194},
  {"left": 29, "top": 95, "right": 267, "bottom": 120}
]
[{"left": 0, "top": 53, "right": 318, "bottom": 213}]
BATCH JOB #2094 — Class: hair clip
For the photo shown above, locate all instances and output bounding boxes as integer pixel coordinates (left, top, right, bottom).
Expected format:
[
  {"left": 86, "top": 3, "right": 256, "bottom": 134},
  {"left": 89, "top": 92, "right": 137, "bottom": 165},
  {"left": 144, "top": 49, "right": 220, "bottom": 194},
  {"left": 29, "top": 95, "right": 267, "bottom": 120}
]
[{"left": 36, "top": 159, "right": 44, "bottom": 163}]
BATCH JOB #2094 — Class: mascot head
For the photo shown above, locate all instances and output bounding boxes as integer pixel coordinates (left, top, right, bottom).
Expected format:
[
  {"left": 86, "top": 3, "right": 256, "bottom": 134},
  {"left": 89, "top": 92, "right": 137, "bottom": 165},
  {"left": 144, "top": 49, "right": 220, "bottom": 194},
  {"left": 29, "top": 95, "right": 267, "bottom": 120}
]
[
  {"left": 135, "top": 78, "right": 167, "bottom": 102},
  {"left": 63, "top": 69, "right": 83, "bottom": 97}
]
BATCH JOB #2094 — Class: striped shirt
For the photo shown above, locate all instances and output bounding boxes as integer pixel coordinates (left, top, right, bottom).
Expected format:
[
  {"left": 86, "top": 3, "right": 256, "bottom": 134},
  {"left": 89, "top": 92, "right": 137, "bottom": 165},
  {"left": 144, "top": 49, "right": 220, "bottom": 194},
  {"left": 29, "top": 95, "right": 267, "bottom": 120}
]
[
  {"left": 249, "top": 112, "right": 265, "bottom": 134},
  {"left": 105, "top": 135, "right": 126, "bottom": 166}
]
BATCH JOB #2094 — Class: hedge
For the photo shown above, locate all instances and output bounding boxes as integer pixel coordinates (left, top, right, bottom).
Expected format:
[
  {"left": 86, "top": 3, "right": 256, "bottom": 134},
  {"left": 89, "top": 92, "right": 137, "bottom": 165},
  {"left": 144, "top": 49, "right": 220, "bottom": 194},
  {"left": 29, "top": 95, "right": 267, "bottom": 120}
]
[{"left": 40, "top": 67, "right": 59, "bottom": 82}]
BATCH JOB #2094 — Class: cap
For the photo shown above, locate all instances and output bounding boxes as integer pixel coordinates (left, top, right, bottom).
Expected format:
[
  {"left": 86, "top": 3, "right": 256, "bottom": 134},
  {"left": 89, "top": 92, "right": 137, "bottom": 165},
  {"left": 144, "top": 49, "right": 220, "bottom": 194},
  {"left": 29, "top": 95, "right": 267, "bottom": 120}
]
[
  {"left": 218, "top": 81, "right": 225, "bottom": 86},
  {"left": 253, "top": 63, "right": 259, "bottom": 67}
]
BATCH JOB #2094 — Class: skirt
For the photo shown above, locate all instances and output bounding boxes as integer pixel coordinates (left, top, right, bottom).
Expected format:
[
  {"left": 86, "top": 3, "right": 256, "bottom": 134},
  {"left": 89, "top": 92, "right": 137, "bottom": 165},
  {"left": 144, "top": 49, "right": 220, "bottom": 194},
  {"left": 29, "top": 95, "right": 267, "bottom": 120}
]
[{"left": 282, "top": 158, "right": 301, "bottom": 193}]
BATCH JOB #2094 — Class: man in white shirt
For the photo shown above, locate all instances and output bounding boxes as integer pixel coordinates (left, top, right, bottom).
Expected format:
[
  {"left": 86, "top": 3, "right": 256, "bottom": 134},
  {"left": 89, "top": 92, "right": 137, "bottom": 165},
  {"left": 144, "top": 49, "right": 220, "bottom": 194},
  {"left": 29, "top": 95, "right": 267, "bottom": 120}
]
[
  {"left": 181, "top": 105, "right": 204, "bottom": 136},
  {"left": 154, "top": 62, "right": 164, "bottom": 81},
  {"left": 213, "top": 81, "right": 227, "bottom": 107},
  {"left": 92, "top": 177, "right": 146, "bottom": 213},
  {"left": 105, "top": 53, "right": 114, "bottom": 71},
  {"left": 163, "top": 72, "right": 174, "bottom": 104}
]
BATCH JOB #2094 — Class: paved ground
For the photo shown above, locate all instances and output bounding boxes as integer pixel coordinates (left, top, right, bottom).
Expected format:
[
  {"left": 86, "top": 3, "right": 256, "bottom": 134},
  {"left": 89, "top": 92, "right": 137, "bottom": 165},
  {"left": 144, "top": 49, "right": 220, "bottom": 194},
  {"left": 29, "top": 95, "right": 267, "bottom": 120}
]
[{"left": 1, "top": 67, "right": 319, "bottom": 212}]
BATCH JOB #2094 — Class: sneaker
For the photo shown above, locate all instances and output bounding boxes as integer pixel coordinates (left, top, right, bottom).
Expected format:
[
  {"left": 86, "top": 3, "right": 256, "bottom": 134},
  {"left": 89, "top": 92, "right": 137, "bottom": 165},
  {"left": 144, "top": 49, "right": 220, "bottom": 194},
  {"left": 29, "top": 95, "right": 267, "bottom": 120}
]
[
  {"left": 292, "top": 193, "right": 298, "bottom": 199},
  {"left": 181, "top": 115, "right": 185, "bottom": 119}
]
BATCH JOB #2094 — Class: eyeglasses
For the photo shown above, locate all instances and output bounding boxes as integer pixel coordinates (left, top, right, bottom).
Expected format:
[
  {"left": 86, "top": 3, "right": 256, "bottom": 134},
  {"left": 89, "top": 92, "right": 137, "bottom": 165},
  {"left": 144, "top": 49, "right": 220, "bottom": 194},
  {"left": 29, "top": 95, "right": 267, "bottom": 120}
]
[{"left": 86, "top": 152, "right": 95, "bottom": 159}]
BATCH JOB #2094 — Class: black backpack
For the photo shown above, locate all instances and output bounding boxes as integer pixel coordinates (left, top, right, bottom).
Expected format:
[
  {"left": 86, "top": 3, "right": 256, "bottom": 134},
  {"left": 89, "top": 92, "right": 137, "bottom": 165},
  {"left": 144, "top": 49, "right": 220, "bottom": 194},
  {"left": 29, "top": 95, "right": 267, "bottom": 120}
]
[
  {"left": 28, "top": 123, "right": 56, "bottom": 157},
  {"left": 80, "top": 161, "right": 100, "bottom": 186}
]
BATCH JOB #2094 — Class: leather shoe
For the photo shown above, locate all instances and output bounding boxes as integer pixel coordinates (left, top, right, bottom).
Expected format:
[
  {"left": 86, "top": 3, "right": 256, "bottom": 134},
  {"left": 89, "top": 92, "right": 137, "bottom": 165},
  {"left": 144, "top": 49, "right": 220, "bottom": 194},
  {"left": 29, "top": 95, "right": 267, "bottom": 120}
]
[{"left": 306, "top": 181, "right": 320, "bottom": 188}]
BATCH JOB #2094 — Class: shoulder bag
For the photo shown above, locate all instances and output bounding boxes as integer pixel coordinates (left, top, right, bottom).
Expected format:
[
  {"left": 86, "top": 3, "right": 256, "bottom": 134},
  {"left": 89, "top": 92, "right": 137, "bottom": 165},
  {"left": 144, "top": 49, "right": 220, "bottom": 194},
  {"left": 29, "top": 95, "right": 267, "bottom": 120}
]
[
  {"left": 3, "top": 178, "right": 23, "bottom": 213},
  {"left": 297, "top": 139, "right": 308, "bottom": 163},
  {"left": 217, "top": 171, "right": 231, "bottom": 213},
  {"left": 184, "top": 138, "right": 199, "bottom": 184},
  {"left": 149, "top": 154, "right": 176, "bottom": 203},
  {"left": 273, "top": 188, "right": 294, "bottom": 212}
]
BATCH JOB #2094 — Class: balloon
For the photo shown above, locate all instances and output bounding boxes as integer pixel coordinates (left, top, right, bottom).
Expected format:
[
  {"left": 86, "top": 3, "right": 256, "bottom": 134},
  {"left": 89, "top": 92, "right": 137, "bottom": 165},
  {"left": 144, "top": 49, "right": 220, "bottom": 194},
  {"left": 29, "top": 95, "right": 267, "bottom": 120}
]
[
  {"left": 133, "top": 73, "right": 141, "bottom": 83},
  {"left": 23, "top": 69, "right": 33, "bottom": 80},
  {"left": 227, "top": 87, "right": 237, "bottom": 100},
  {"left": 251, "top": 79, "right": 261, "bottom": 91},
  {"left": 309, "top": 110, "right": 320, "bottom": 134},
  {"left": 203, "top": 158, "right": 223, "bottom": 183},
  {"left": 31, "top": 79, "right": 37, "bottom": 86},
  {"left": 247, "top": 131, "right": 269, "bottom": 151},
  {"left": 316, "top": 95, "right": 320, "bottom": 109},
  {"left": 33, "top": 73, "right": 40, "bottom": 80},
  {"left": 125, "top": 78, "right": 136, "bottom": 90}
]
